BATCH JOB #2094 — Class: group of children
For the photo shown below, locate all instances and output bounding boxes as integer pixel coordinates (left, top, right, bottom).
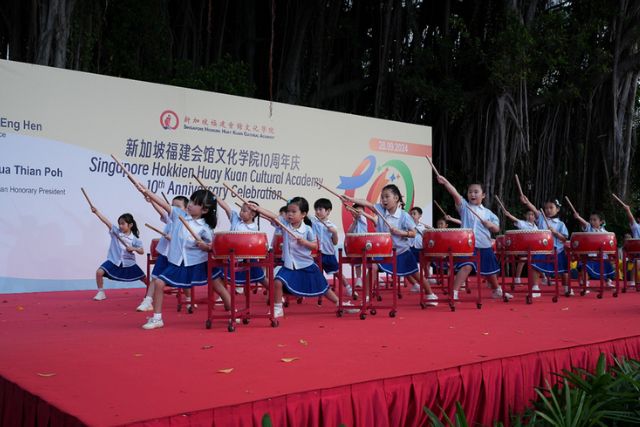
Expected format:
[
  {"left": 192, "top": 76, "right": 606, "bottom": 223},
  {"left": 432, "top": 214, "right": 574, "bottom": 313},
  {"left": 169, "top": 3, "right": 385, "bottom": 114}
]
[{"left": 89, "top": 168, "right": 640, "bottom": 330}]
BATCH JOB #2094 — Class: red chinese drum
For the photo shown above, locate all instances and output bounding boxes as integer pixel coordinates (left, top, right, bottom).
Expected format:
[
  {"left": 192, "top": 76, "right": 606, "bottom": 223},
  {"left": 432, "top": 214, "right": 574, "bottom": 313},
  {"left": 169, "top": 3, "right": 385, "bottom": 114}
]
[
  {"left": 570, "top": 232, "right": 617, "bottom": 255},
  {"left": 623, "top": 238, "right": 640, "bottom": 254},
  {"left": 504, "top": 230, "right": 554, "bottom": 255},
  {"left": 272, "top": 233, "right": 319, "bottom": 258},
  {"left": 344, "top": 233, "right": 393, "bottom": 257},
  {"left": 211, "top": 231, "right": 269, "bottom": 259},
  {"left": 150, "top": 238, "right": 160, "bottom": 259},
  {"left": 422, "top": 229, "right": 475, "bottom": 257},
  {"left": 495, "top": 235, "right": 506, "bottom": 252}
]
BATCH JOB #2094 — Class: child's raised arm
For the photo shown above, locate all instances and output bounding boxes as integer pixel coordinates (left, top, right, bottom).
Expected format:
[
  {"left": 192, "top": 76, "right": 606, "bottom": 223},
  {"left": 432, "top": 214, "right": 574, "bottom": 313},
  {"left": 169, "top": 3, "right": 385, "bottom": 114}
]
[
  {"left": 90, "top": 206, "right": 113, "bottom": 230},
  {"left": 215, "top": 194, "right": 233, "bottom": 220},
  {"left": 573, "top": 211, "right": 589, "bottom": 229},
  {"left": 435, "top": 175, "right": 463, "bottom": 206},
  {"left": 444, "top": 215, "right": 462, "bottom": 225},
  {"left": 519, "top": 195, "right": 540, "bottom": 218}
]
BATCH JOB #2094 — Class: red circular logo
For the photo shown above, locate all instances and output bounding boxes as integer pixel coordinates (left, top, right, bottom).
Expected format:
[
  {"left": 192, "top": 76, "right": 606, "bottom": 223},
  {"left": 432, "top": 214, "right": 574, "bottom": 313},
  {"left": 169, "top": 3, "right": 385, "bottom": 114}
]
[{"left": 160, "top": 110, "right": 179, "bottom": 130}]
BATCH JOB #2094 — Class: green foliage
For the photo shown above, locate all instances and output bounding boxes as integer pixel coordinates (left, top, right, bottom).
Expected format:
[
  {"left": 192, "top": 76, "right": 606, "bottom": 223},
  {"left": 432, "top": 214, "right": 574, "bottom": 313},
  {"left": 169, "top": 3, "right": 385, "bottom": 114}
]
[
  {"left": 168, "top": 55, "right": 256, "bottom": 97},
  {"left": 261, "top": 413, "right": 272, "bottom": 427}
]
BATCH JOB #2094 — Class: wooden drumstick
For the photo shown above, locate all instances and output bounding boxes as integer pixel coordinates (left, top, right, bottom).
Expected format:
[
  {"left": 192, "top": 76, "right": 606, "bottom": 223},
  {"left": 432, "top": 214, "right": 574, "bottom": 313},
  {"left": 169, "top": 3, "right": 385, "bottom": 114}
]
[
  {"left": 161, "top": 192, "right": 170, "bottom": 204},
  {"left": 267, "top": 188, "right": 288, "bottom": 202},
  {"left": 465, "top": 204, "right": 485, "bottom": 223},
  {"left": 80, "top": 187, "right": 95, "bottom": 209},
  {"left": 110, "top": 154, "right": 140, "bottom": 186},
  {"left": 564, "top": 196, "right": 578, "bottom": 216},
  {"left": 433, "top": 200, "right": 447, "bottom": 217},
  {"left": 425, "top": 155, "right": 440, "bottom": 177},
  {"left": 192, "top": 174, "right": 208, "bottom": 190},
  {"left": 223, "top": 182, "right": 249, "bottom": 205},
  {"left": 539, "top": 208, "right": 552, "bottom": 230},
  {"left": 178, "top": 215, "right": 203, "bottom": 243},
  {"left": 317, "top": 182, "right": 344, "bottom": 200},
  {"left": 235, "top": 202, "right": 267, "bottom": 220},
  {"left": 145, "top": 223, "right": 170, "bottom": 239},
  {"left": 514, "top": 174, "right": 524, "bottom": 197},
  {"left": 371, "top": 206, "right": 394, "bottom": 230},
  {"left": 494, "top": 195, "right": 507, "bottom": 213},
  {"left": 612, "top": 193, "right": 627, "bottom": 207},
  {"left": 314, "top": 216, "right": 334, "bottom": 230},
  {"left": 272, "top": 218, "right": 299, "bottom": 240}
]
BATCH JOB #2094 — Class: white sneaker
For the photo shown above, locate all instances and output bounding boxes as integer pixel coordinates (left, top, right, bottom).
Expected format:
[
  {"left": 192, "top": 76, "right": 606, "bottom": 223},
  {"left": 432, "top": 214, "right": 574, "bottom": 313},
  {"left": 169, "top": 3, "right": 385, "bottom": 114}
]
[
  {"left": 273, "top": 304, "right": 284, "bottom": 318},
  {"left": 492, "top": 288, "right": 513, "bottom": 300},
  {"left": 236, "top": 286, "right": 245, "bottom": 294},
  {"left": 606, "top": 280, "right": 615, "bottom": 288},
  {"left": 424, "top": 293, "right": 438, "bottom": 306},
  {"left": 410, "top": 283, "right": 421, "bottom": 293},
  {"left": 531, "top": 285, "right": 541, "bottom": 298},
  {"left": 142, "top": 317, "right": 164, "bottom": 330},
  {"left": 93, "top": 290, "right": 106, "bottom": 301},
  {"left": 428, "top": 278, "right": 438, "bottom": 284},
  {"left": 564, "top": 286, "right": 575, "bottom": 296},
  {"left": 514, "top": 277, "right": 522, "bottom": 284},
  {"left": 629, "top": 281, "right": 636, "bottom": 287},
  {"left": 345, "top": 285, "right": 354, "bottom": 297},
  {"left": 136, "top": 298, "right": 153, "bottom": 312},
  {"left": 340, "top": 300, "right": 360, "bottom": 314}
]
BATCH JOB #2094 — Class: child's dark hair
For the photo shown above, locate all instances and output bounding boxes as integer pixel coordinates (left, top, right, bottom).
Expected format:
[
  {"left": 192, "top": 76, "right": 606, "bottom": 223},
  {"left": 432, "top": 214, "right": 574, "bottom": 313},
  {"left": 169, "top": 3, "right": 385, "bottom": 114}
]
[
  {"left": 543, "top": 198, "right": 562, "bottom": 218},
  {"left": 118, "top": 213, "right": 140, "bottom": 238},
  {"left": 382, "top": 184, "right": 405, "bottom": 209},
  {"left": 314, "top": 198, "right": 332, "bottom": 210},
  {"left": 353, "top": 203, "right": 364, "bottom": 210},
  {"left": 279, "top": 205, "right": 288, "bottom": 214},
  {"left": 247, "top": 200, "right": 260, "bottom": 229},
  {"left": 190, "top": 189, "right": 217, "bottom": 229},
  {"left": 590, "top": 211, "right": 604, "bottom": 222},
  {"left": 468, "top": 182, "right": 485, "bottom": 193},
  {"left": 288, "top": 196, "right": 312, "bottom": 226},
  {"left": 410, "top": 206, "right": 423, "bottom": 215},
  {"left": 172, "top": 195, "right": 189, "bottom": 209}
]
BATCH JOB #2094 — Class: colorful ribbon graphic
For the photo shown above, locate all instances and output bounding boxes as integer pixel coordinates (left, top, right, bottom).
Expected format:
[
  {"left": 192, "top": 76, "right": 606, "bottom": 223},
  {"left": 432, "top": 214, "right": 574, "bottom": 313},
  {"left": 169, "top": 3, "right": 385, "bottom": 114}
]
[{"left": 337, "top": 155, "right": 376, "bottom": 190}]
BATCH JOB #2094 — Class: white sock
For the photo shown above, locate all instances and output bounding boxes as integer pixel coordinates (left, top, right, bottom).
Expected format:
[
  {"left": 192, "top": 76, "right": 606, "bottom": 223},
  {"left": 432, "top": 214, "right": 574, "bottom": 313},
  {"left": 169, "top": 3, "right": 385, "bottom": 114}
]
[
  {"left": 274, "top": 303, "right": 283, "bottom": 309},
  {"left": 153, "top": 313, "right": 162, "bottom": 320},
  {"left": 144, "top": 296, "right": 152, "bottom": 302}
]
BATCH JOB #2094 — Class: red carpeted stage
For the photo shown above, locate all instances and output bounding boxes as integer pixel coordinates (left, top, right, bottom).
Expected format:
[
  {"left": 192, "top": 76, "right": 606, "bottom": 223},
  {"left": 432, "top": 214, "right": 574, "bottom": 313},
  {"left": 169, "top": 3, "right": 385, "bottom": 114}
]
[{"left": 1, "top": 287, "right": 640, "bottom": 426}]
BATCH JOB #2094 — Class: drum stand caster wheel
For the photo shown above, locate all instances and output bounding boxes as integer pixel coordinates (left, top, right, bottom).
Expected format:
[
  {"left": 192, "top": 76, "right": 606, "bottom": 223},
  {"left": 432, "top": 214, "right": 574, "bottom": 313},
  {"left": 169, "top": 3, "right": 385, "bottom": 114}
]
[
  {"left": 449, "top": 303, "right": 456, "bottom": 312},
  {"left": 526, "top": 295, "right": 532, "bottom": 304},
  {"left": 242, "top": 318, "right": 249, "bottom": 325},
  {"left": 296, "top": 297, "right": 303, "bottom": 304},
  {"left": 271, "top": 319, "right": 279, "bottom": 327},
  {"left": 336, "top": 310, "right": 343, "bottom": 317},
  {"left": 370, "top": 309, "right": 377, "bottom": 316},
  {"left": 597, "top": 293, "right": 603, "bottom": 299},
  {"left": 227, "top": 322, "right": 236, "bottom": 332},
  {"left": 476, "top": 303, "right": 482, "bottom": 309},
  {"left": 205, "top": 319, "right": 212, "bottom": 329},
  {"left": 359, "top": 313, "right": 366, "bottom": 320},
  {"left": 552, "top": 296, "right": 558, "bottom": 303},
  {"left": 613, "top": 292, "right": 619, "bottom": 297},
  {"left": 580, "top": 290, "right": 586, "bottom": 296},
  {"left": 503, "top": 296, "right": 510, "bottom": 303},
  {"left": 188, "top": 306, "right": 194, "bottom": 314},
  {"left": 389, "top": 310, "right": 396, "bottom": 318},
  {"left": 177, "top": 304, "right": 182, "bottom": 312},
  {"left": 420, "top": 302, "right": 427, "bottom": 309}
]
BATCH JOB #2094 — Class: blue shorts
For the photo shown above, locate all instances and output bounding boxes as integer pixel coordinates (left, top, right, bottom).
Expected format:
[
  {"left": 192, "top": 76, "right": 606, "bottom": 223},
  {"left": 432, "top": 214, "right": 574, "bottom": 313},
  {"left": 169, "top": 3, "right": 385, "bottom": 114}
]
[
  {"left": 321, "top": 253, "right": 339, "bottom": 275},
  {"left": 582, "top": 260, "right": 615, "bottom": 280}
]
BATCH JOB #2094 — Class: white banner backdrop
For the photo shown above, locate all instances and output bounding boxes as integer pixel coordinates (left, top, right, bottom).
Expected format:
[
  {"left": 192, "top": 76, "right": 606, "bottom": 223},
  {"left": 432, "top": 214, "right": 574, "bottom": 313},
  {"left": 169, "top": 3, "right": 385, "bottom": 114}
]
[{"left": 0, "top": 60, "right": 432, "bottom": 293}]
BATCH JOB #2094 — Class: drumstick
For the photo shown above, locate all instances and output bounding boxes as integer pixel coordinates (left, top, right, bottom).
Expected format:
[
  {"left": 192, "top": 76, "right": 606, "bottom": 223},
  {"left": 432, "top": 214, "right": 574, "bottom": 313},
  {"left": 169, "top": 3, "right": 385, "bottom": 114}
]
[
  {"left": 345, "top": 204, "right": 358, "bottom": 214},
  {"left": 371, "top": 206, "right": 394, "bottom": 230},
  {"left": 317, "top": 182, "right": 344, "bottom": 200},
  {"left": 314, "top": 216, "right": 333, "bottom": 230},
  {"left": 80, "top": 187, "right": 95, "bottom": 209},
  {"left": 514, "top": 174, "right": 524, "bottom": 197},
  {"left": 223, "top": 182, "right": 249, "bottom": 205},
  {"left": 161, "top": 192, "right": 170, "bottom": 204},
  {"left": 539, "top": 208, "right": 552, "bottom": 230},
  {"left": 192, "top": 174, "right": 208, "bottom": 190},
  {"left": 272, "top": 218, "right": 299, "bottom": 240},
  {"left": 433, "top": 200, "right": 447, "bottom": 217},
  {"left": 494, "top": 195, "right": 507, "bottom": 213},
  {"left": 564, "top": 196, "right": 578, "bottom": 215},
  {"left": 612, "top": 193, "right": 627, "bottom": 207},
  {"left": 110, "top": 154, "right": 140, "bottom": 187},
  {"left": 267, "top": 188, "right": 288, "bottom": 202},
  {"left": 465, "top": 204, "right": 485, "bottom": 223},
  {"left": 235, "top": 202, "right": 268, "bottom": 220},
  {"left": 145, "top": 223, "right": 170, "bottom": 239},
  {"left": 425, "top": 155, "right": 440, "bottom": 177},
  {"left": 178, "top": 215, "right": 203, "bottom": 243}
]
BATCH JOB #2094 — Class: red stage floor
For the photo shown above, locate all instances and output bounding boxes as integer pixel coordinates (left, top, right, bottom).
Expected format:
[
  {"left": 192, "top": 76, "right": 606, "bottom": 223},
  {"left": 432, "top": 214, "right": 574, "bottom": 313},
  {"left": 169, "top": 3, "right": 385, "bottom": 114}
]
[{"left": 1, "top": 286, "right": 640, "bottom": 426}]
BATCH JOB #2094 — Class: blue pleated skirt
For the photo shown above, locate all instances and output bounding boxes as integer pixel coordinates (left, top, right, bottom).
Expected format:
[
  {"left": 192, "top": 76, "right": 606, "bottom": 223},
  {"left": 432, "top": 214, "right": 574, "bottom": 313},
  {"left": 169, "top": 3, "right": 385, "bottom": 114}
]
[
  {"left": 276, "top": 263, "right": 329, "bottom": 297},
  {"left": 151, "top": 254, "right": 169, "bottom": 279},
  {"left": 531, "top": 250, "right": 568, "bottom": 275},
  {"left": 582, "top": 260, "right": 615, "bottom": 280},
  {"left": 100, "top": 260, "right": 145, "bottom": 282},
  {"left": 378, "top": 250, "right": 419, "bottom": 277},
  {"left": 159, "top": 262, "right": 222, "bottom": 288},
  {"left": 226, "top": 264, "right": 266, "bottom": 284},
  {"left": 454, "top": 247, "right": 500, "bottom": 276}
]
